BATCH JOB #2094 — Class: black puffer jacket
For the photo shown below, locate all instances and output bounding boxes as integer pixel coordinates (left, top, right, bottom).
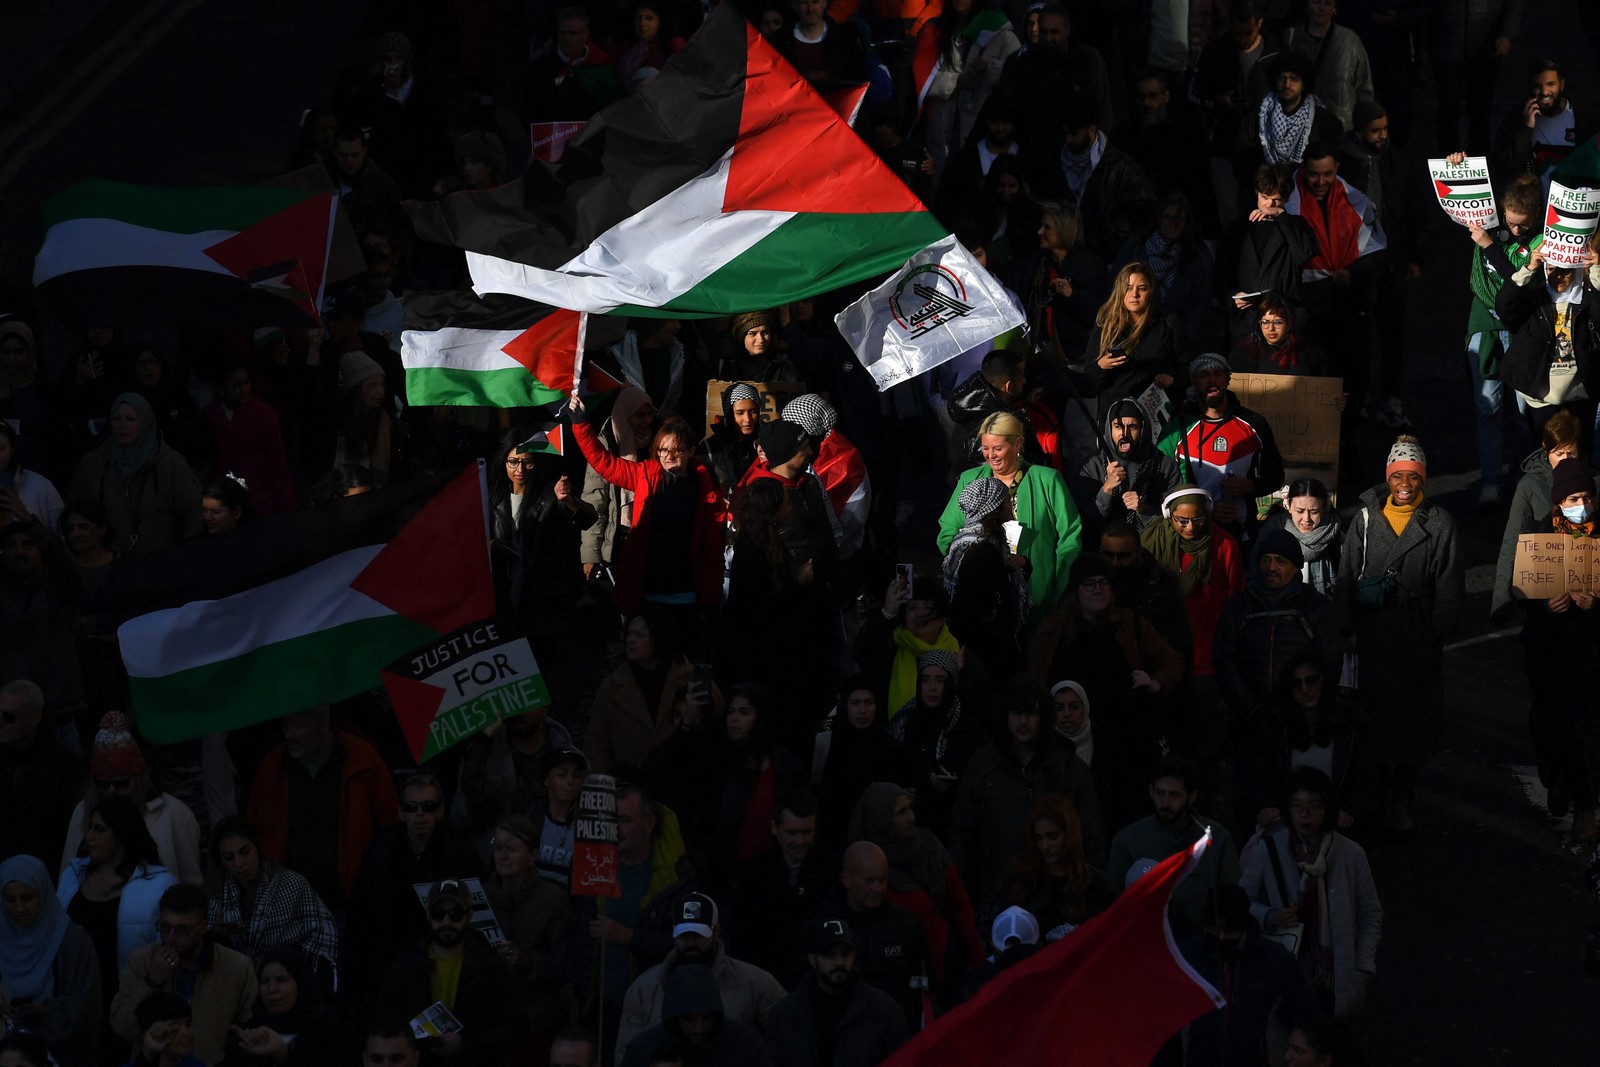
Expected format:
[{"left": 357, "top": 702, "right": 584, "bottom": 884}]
[{"left": 1495, "top": 266, "right": 1600, "bottom": 402}]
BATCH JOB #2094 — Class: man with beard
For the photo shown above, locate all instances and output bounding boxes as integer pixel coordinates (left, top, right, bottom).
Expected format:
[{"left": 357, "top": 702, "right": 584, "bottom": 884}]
[
  {"left": 997, "top": 5, "right": 1112, "bottom": 148},
  {"left": 1492, "top": 58, "right": 1596, "bottom": 188},
  {"left": 458, "top": 700, "right": 577, "bottom": 830},
  {"left": 822, "top": 842, "right": 928, "bottom": 1030},
  {"left": 763, "top": 918, "right": 909, "bottom": 1066},
  {"left": 1074, "top": 398, "right": 1181, "bottom": 537},
  {"left": 377, "top": 878, "right": 527, "bottom": 1061},
  {"left": 1239, "top": 53, "right": 1342, "bottom": 173},
  {"left": 1031, "top": 108, "right": 1155, "bottom": 262},
  {"left": 1162, "top": 354, "right": 1285, "bottom": 542},
  {"left": 1098, "top": 520, "right": 1193, "bottom": 667},
  {"left": 618, "top": 964, "right": 770, "bottom": 1067},
  {"left": 616, "top": 893, "right": 786, "bottom": 1063},
  {"left": 1107, "top": 757, "right": 1241, "bottom": 941}
]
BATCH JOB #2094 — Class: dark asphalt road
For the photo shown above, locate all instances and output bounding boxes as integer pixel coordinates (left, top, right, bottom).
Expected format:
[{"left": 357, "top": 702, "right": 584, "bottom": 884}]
[{"left": 3, "top": 1, "right": 1598, "bottom": 1062}]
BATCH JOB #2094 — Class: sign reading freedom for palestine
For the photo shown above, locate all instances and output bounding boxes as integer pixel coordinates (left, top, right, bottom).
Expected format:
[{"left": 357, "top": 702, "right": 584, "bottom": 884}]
[{"left": 381, "top": 617, "right": 549, "bottom": 761}]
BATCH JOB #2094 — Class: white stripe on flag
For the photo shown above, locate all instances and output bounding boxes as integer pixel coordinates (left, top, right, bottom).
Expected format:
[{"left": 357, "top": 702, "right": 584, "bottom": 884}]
[
  {"left": 469, "top": 151, "right": 793, "bottom": 313},
  {"left": 119, "top": 547, "right": 389, "bottom": 677},
  {"left": 401, "top": 326, "right": 527, "bottom": 372},
  {"left": 35, "top": 219, "right": 237, "bottom": 283}
]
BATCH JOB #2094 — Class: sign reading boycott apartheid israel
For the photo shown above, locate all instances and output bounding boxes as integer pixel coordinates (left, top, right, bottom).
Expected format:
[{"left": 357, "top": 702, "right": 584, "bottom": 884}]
[
  {"left": 1428, "top": 156, "right": 1498, "bottom": 229},
  {"left": 382, "top": 617, "right": 549, "bottom": 761},
  {"left": 571, "top": 775, "right": 621, "bottom": 898},
  {"left": 1229, "top": 373, "right": 1344, "bottom": 496},
  {"left": 1543, "top": 181, "right": 1600, "bottom": 268},
  {"left": 1511, "top": 532, "right": 1600, "bottom": 597}
]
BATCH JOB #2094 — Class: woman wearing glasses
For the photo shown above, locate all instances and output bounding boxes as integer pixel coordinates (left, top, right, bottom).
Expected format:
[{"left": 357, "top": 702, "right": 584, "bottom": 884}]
[
  {"left": 490, "top": 429, "right": 597, "bottom": 615},
  {"left": 1231, "top": 291, "right": 1327, "bottom": 376}
]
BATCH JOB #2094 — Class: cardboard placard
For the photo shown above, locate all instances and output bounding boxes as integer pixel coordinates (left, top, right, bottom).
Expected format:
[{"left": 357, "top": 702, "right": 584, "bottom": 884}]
[
  {"left": 570, "top": 774, "right": 621, "bottom": 898},
  {"left": 1428, "top": 156, "right": 1499, "bottom": 229},
  {"left": 1228, "top": 372, "right": 1344, "bottom": 495},
  {"left": 412, "top": 877, "right": 507, "bottom": 944},
  {"left": 1543, "top": 181, "right": 1600, "bottom": 268},
  {"left": 1512, "top": 533, "right": 1599, "bottom": 596},
  {"left": 704, "top": 379, "right": 806, "bottom": 439}
]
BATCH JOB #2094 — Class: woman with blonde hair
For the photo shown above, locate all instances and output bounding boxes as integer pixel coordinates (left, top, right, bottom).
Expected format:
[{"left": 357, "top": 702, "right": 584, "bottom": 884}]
[
  {"left": 938, "top": 410, "right": 1082, "bottom": 627},
  {"left": 1084, "top": 261, "right": 1186, "bottom": 414}
]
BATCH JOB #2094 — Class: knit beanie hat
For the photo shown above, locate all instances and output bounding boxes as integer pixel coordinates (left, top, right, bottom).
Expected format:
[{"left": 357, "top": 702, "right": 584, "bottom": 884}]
[
  {"left": 90, "top": 711, "right": 148, "bottom": 779},
  {"left": 1187, "top": 352, "right": 1230, "bottom": 379},
  {"left": 339, "top": 350, "right": 385, "bottom": 393},
  {"left": 1068, "top": 551, "right": 1114, "bottom": 588},
  {"left": 758, "top": 418, "right": 808, "bottom": 467},
  {"left": 1551, "top": 457, "right": 1592, "bottom": 507},
  {"left": 781, "top": 394, "right": 838, "bottom": 439},
  {"left": 1255, "top": 526, "right": 1305, "bottom": 568},
  {"left": 1385, "top": 435, "right": 1427, "bottom": 482},
  {"left": 730, "top": 310, "right": 777, "bottom": 343}
]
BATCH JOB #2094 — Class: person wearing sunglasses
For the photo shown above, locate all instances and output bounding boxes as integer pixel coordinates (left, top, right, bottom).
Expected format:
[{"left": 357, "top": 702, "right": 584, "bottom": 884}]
[
  {"left": 205, "top": 817, "right": 339, "bottom": 978},
  {"left": 375, "top": 877, "right": 528, "bottom": 1063}
]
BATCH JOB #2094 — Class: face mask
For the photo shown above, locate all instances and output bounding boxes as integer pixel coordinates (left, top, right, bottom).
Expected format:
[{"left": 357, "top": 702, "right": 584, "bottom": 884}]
[{"left": 1563, "top": 503, "right": 1592, "bottom": 524}]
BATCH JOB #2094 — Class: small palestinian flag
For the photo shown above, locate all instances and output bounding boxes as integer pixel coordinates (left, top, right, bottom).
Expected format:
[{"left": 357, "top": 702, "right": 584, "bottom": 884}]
[
  {"left": 517, "top": 425, "right": 565, "bottom": 456},
  {"left": 401, "top": 290, "right": 584, "bottom": 408},
  {"left": 33, "top": 180, "right": 335, "bottom": 326},
  {"left": 116, "top": 465, "right": 494, "bottom": 742},
  {"left": 1432, "top": 176, "right": 1493, "bottom": 202},
  {"left": 410, "top": 5, "right": 946, "bottom": 317}
]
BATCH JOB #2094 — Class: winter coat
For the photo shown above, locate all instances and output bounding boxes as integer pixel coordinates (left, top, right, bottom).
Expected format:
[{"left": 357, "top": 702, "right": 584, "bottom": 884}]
[
  {"left": 377, "top": 932, "right": 528, "bottom": 1059},
  {"left": 1281, "top": 24, "right": 1374, "bottom": 131},
  {"left": 944, "top": 371, "right": 1044, "bottom": 467},
  {"left": 1009, "top": 247, "right": 1112, "bottom": 364},
  {"left": 1230, "top": 213, "right": 1320, "bottom": 305},
  {"left": 1072, "top": 398, "right": 1183, "bottom": 536},
  {"left": 584, "top": 660, "right": 711, "bottom": 774},
  {"left": 483, "top": 871, "right": 578, "bottom": 1037},
  {"left": 202, "top": 397, "right": 295, "bottom": 516},
  {"left": 820, "top": 889, "right": 927, "bottom": 1029},
  {"left": 939, "top": 463, "right": 1083, "bottom": 627},
  {"left": 1234, "top": 699, "right": 1380, "bottom": 826},
  {"left": 1109, "top": 553, "right": 1195, "bottom": 667},
  {"left": 1333, "top": 487, "right": 1464, "bottom": 763},
  {"left": 1028, "top": 142, "right": 1157, "bottom": 261},
  {"left": 1178, "top": 931, "right": 1328, "bottom": 1064},
  {"left": 1082, "top": 316, "right": 1187, "bottom": 415},
  {"left": 726, "top": 845, "right": 839, "bottom": 988},
  {"left": 110, "top": 938, "right": 257, "bottom": 1067},
  {"left": 949, "top": 739, "right": 1107, "bottom": 885},
  {"left": 572, "top": 418, "right": 725, "bottom": 613},
  {"left": 490, "top": 464, "right": 598, "bottom": 615},
  {"left": 55, "top": 861, "right": 178, "bottom": 975},
  {"left": 1029, "top": 605, "right": 1186, "bottom": 696},
  {"left": 1492, "top": 450, "right": 1600, "bottom": 623},
  {"left": 61, "top": 793, "right": 202, "bottom": 889},
  {"left": 1213, "top": 576, "right": 1341, "bottom": 717},
  {"left": 763, "top": 972, "right": 910, "bottom": 1067},
  {"left": 68, "top": 439, "right": 201, "bottom": 555},
  {"left": 18, "top": 920, "right": 99, "bottom": 1067},
  {"left": 580, "top": 417, "right": 637, "bottom": 567},
  {"left": 619, "top": 961, "right": 772, "bottom": 1067},
  {"left": 1337, "top": 138, "right": 1431, "bottom": 267},
  {"left": 998, "top": 43, "right": 1113, "bottom": 144},
  {"left": 616, "top": 946, "right": 786, "bottom": 1062},
  {"left": 1495, "top": 265, "right": 1600, "bottom": 404},
  {"left": 1240, "top": 826, "right": 1383, "bottom": 1018},
  {"left": 1107, "top": 813, "right": 1241, "bottom": 942}
]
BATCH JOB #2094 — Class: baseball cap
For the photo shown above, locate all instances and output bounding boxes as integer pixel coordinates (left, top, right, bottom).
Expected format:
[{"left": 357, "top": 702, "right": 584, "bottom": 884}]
[
  {"left": 672, "top": 892, "right": 719, "bottom": 938},
  {"left": 802, "top": 916, "right": 855, "bottom": 953},
  {"left": 428, "top": 878, "right": 472, "bottom": 915},
  {"left": 990, "top": 906, "right": 1041, "bottom": 950}
]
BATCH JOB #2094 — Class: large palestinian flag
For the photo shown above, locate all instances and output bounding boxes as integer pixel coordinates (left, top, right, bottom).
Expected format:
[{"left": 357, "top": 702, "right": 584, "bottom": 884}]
[
  {"left": 401, "top": 290, "right": 583, "bottom": 408},
  {"left": 116, "top": 465, "right": 493, "bottom": 742},
  {"left": 34, "top": 180, "right": 336, "bottom": 327},
  {"left": 410, "top": 4, "right": 946, "bottom": 317}
]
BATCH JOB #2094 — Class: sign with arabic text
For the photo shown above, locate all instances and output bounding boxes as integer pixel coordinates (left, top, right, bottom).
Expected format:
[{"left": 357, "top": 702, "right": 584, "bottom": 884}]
[{"left": 570, "top": 774, "right": 621, "bottom": 898}]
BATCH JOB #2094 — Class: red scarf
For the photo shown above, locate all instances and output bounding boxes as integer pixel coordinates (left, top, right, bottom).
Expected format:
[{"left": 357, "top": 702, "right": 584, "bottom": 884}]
[{"left": 1297, "top": 173, "right": 1363, "bottom": 273}]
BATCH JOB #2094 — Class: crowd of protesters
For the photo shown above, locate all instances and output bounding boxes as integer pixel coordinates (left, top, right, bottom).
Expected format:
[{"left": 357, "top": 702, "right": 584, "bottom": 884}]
[{"left": 8, "top": 0, "right": 1600, "bottom": 1064}]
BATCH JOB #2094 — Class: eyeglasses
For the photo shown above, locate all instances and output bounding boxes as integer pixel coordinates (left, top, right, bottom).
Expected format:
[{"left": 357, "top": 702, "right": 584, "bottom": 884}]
[
  {"left": 155, "top": 921, "right": 200, "bottom": 936},
  {"left": 430, "top": 908, "right": 467, "bottom": 923},
  {"left": 505, "top": 457, "right": 534, "bottom": 468},
  {"left": 400, "top": 800, "right": 441, "bottom": 814},
  {"left": 1171, "top": 515, "right": 1206, "bottom": 527},
  {"left": 1258, "top": 318, "right": 1286, "bottom": 328},
  {"left": 657, "top": 447, "right": 687, "bottom": 457},
  {"left": 1078, "top": 577, "right": 1111, "bottom": 591},
  {"left": 1291, "top": 674, "right": 1322, "bottom": 689}
]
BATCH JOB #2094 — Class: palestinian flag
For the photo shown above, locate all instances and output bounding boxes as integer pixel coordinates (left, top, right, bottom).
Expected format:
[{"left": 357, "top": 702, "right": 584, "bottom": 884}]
[
  {"left": 34, "top": 180, "right": 335, "bottom": 327},
  {"left": 410, "top": 4, "right": 946, "bottom": 317},
  {"left": 1433, "top": 175, "right": 1492, "bottom": 202},
  {"left": 517, "top": 424, "right": 565, "bottom": 455},
  {"left": 401, "top": 290, "right": 583, "bottom": 408},
  {"left": 911, "top": 26, "right": 941, "bottom": 118},
  {"left": 116, "top": 465, "right": 494, "bottom": 743}
]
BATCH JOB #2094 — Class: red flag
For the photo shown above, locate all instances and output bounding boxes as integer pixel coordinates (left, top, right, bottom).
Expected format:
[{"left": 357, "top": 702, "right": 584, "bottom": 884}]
[
  {"left": 911, "top": 25, "right": 941, "bottom": 120},
  {"left": 883, "top": 834, "right": 1225, "bottom": 1067},
  {"left": 822, "top": 83, "right": 870, "bottom": 126}
]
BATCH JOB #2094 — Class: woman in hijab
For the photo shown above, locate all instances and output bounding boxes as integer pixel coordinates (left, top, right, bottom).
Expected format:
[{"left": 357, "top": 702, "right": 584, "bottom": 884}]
[
  {"left": 884, "top": 649, "right": 988, "bottom": 840},
  {"left": 1335, "top": 436, "right": 1462, "bottom": 837},
  {"left": 701, "top": 381, "right": 763, "bottom": 493},
  {"left": 848, "top": 782, "right": 984, "bottom": 999},
  {"left": 66, "top": 393, "right": 202, "bottom": 555},
  {"left": 811, "top": 676, "right": 915, "bottom": 847},
  {"left": 1262, "top": 477, "right": 1342, "bottom": 596},
  {"left": 1051, "top": 679, "right": 1138, "bottom": 831},
  {"left": 943, "top": 477, "right": 1030, "bottom": 681},
  {"left": 0, "top": 856, "right": 100, "bottom": 1067},
  {"left": 224, "top": 946, "right": 341, "bottom": 1066},
  {"left": 580, "top": 386, "right": 655, "bottom": 583},
  {"left": 1140, "top": 484, "right": 1244, "bottom": 681}
]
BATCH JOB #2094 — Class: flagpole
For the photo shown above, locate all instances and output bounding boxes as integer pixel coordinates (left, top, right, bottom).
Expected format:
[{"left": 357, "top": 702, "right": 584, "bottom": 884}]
[{"left": 596, "top": 896, "right": 607, "bottom": 1063}]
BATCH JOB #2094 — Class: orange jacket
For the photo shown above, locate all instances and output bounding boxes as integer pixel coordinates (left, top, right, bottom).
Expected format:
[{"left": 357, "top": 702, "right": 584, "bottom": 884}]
[{"left": 245, "top": 730, "right": 398, "bottom": 897}]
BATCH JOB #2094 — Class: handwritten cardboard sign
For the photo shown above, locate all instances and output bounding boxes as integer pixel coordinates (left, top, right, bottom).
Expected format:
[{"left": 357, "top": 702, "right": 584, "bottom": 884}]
[
  {"left": 1512, "top": 533, "right": 1599, "bottom": 596},
  {"left": 570, "top": 774, "right": 621, "bottom": 898},
  {"left": 1228, "top": 372, "right": 1344, "bottom": 500},
  {"left": 703, "top": 379, "right": 806, "bottom": 439}
]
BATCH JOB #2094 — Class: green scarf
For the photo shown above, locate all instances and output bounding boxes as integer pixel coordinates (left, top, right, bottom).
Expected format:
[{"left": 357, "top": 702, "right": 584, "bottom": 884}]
[
  {"left": 888, "top": 624, "right": 959, "bottom": 717},
  {"left": 1141, "top": 521, "right": 1213, "bottom": 597}
]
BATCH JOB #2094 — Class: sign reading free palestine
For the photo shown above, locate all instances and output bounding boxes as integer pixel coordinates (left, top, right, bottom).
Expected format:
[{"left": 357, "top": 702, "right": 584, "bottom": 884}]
[{"left": 382, "top": 617, "right": 549, "bottom": 761}]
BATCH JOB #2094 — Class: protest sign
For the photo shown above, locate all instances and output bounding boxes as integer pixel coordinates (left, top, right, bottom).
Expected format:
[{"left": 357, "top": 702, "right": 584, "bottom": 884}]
[
  {"left": 529, "top": 121, "right": 585, "bottom": 163},
  {"left": 571, "top": 774, "right": 621, "bottom": 898},
  {"left": 1136, "top": 380, "right": 1173, "bottom": 436},
  {"left": 1428, "top": 156, "right": 1499, "bottom": 229},
  {"left": 1511, "top": 532, "right": 1600, "bottom": 596},
  {"left": 383, "top": 618, "right": 550, "bottom": 762},
  {"left": 1228, "top": 373, "right": 1344, "bottom": 497},
  {"left": 1543, "top": 181, "right": 1600, "bottom": 268},
  {"left": 704, "top": 379, "right": 806, "bottom": 438},
  {"left": 410, "top": 1001, "right": 464, "bottom": 1039},
  {"left": 412, "top": 877, "right": 507, "bottom": 944},
  {"left": 833, "top": 235, "right": 1026, "bottom": 390}
]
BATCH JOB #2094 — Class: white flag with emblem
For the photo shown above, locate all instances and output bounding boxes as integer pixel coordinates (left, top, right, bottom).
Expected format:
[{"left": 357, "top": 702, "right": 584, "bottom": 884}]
[{"left": 833, "top": 234, "right": 1026, "bottom": 392}]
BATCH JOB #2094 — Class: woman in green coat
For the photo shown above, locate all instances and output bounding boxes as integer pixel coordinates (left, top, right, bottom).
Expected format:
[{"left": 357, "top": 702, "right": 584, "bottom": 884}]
[{"left": 938, "top": 411, "right": 1082, "bottom": 628}]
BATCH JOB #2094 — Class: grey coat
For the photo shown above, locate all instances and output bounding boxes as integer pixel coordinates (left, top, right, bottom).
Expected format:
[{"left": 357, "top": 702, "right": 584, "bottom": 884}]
[
  {"left": 1491, "top": 450, "right": 1600, "bottom": 624},
  {"left": 1281, "top": 24, "right": 1374, "bottom": 131},
  {"left": 1334, "top": 487, "right": 1464, "bottom": 764},
  {"left": 1239, "top": 826, "right": 1382, "bottom": 1019}
]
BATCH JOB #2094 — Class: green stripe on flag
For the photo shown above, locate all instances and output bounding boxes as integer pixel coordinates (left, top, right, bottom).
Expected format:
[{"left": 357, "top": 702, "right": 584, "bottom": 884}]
[
  {"left": 130, "top": 614, "right": 438, "bottom": 743},
  {"left": 42, "top": 180, "right": 312, "bottom": 233},
  {"left": 406, "top": 366, "right": 568, "bottom": 408},
  {"left": 617, "top": 210, "right": 947, "bottom": 318}
]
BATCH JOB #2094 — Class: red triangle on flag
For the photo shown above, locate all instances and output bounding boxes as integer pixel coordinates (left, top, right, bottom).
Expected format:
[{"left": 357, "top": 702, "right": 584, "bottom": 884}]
[
  {"left": 351, "top": 464, "right": 495, "bottom": 633},
  {"left": 1433, "top": 180, "right": 1451, "bottom": 199},
  {"left": 1548, "top": 204, "right": 1562, "bottom": 227},
  {"left": 822, "top": 83, "right": 869, "bottom": 125},
  {"left": 203, "top": 194, "right": 335, "bottom": 321},
  {"left": 382, "top": 668, "right": 450, "bottom": 760},
  {"left": 500, "top": 309, "right": 583, "bottom": 393},
  {"left": 723, "top": 23, "right": 927, "bottom": 216}
]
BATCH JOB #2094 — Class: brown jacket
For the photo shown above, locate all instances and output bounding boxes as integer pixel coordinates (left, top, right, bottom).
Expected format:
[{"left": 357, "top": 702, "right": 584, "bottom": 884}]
[
  {"left": 581, "top": 661, "right": 725, "bottom": 773},
  {"left": 1028, "top": 605, "right": 1185, "bottom": 692},
  {"left": 109, "top": 939, "right": 257, "bottom": 1066}
]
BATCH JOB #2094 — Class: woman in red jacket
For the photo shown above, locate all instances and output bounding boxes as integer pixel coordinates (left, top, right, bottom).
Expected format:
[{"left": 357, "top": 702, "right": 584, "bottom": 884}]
[{"left": 568, "top": 397, "right": 725, "bottom": 623}]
